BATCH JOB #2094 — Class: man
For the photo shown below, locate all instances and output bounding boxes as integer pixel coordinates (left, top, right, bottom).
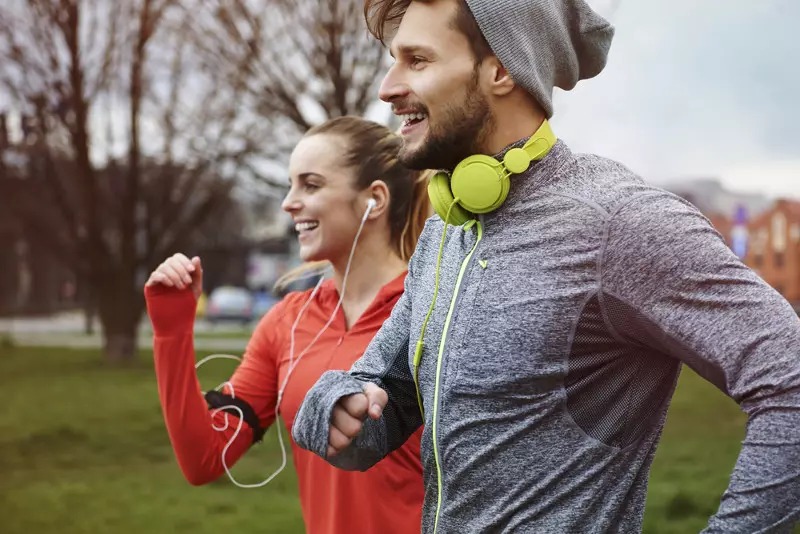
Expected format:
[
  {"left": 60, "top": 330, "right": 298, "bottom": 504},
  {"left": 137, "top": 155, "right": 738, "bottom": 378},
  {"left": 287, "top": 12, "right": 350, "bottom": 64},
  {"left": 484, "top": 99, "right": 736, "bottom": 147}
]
[{"left": 292, "top": 0, "right": 800, "bottom": 532}]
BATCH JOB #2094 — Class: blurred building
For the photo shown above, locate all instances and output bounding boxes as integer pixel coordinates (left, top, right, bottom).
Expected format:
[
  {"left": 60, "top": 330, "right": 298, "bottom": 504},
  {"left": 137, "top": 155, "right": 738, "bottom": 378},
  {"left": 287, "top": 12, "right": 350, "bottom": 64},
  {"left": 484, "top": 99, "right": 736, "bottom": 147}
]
[
  {"left": 668, "top": 178, "right": 800, "bottom": 305},
  {"left": 742, "top": 199, "right": 800, "bottom": 302},
  {"left": 664, "top": 177, "right": 772, "bottom": 224}
]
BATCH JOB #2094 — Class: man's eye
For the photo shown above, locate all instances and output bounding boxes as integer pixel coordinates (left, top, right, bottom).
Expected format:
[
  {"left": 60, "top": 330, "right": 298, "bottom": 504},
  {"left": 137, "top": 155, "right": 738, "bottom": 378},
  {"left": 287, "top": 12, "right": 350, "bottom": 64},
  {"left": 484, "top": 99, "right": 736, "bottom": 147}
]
[
  {"left": 304, "top": 183, "right": 319, "bottom": 191},
  {"left": 410, "top": 56, "right": 427, "bottom": 68}
]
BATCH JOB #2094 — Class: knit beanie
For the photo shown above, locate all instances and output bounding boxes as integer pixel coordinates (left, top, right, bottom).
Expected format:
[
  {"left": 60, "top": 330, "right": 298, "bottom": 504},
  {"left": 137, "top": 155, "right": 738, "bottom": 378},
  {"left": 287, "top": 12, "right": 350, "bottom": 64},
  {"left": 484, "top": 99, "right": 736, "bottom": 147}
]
[{"left": 464, "top": 0, "right": 615, "bottom": 118}]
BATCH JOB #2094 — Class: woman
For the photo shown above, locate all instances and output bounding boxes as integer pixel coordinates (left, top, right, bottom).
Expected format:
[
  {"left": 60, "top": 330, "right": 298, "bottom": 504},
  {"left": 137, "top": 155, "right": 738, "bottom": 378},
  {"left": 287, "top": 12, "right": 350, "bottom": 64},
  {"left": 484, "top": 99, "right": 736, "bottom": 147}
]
[{"left": 144, "top": 116, "right": 431, "bottom": 533}]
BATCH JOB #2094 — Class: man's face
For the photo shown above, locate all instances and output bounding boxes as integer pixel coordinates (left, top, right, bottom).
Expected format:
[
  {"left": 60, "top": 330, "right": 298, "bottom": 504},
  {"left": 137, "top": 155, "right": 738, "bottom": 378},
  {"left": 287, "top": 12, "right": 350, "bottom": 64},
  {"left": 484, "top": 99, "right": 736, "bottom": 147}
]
[{"left": 379, "top": 0, "right": 494, "bottom": 171}]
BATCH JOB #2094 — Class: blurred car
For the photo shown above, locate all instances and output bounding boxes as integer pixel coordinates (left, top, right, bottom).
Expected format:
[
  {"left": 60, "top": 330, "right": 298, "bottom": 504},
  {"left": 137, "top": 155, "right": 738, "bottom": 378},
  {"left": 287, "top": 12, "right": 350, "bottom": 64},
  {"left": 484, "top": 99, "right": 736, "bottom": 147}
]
[{"left": 205, "top": 286, "right": 254, "bottom": 325}]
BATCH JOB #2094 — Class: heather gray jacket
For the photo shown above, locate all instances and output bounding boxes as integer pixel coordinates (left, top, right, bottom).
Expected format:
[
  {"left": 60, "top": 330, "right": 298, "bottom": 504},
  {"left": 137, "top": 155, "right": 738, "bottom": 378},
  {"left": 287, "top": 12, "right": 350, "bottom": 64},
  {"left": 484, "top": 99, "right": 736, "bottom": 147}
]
[{"left": 292, "top": 140, "right": 800, "bottom": 533}]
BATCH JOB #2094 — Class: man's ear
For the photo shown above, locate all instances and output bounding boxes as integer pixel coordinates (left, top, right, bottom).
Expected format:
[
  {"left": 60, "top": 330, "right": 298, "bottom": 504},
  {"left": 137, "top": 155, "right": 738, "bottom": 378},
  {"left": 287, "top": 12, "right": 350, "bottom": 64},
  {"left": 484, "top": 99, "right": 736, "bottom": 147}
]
[{"left": 486, "top": 57, "right": 515, "bottom": 96}]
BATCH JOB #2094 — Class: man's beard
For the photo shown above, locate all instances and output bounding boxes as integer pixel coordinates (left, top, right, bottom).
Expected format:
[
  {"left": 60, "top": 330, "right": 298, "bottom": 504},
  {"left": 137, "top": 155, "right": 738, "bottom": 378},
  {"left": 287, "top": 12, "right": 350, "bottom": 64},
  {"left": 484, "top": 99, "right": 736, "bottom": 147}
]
[{"left": 400, "top": 69, "right": 494, "bottom": 172}]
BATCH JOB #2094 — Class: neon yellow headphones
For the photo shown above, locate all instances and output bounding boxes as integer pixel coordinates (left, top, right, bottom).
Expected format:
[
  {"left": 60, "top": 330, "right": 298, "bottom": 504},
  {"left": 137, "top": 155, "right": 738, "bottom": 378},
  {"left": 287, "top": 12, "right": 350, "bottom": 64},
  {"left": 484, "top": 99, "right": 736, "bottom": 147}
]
[
  {"left": 411, "top": 120, "right": 557, "bottom": 417},
  {"left": 427, "top": 119, "right": 557, "bottom": 225}
]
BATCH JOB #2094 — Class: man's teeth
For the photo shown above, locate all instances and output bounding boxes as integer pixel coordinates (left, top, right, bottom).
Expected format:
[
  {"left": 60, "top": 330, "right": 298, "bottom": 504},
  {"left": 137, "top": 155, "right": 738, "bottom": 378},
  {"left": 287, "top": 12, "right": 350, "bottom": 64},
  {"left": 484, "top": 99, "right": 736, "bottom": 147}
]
[
  {"left": 295, "top": 221, "right": 319, "bottom": 232},
  {"left": 399, "top": 112, "right": 427, "bottom": 125}
]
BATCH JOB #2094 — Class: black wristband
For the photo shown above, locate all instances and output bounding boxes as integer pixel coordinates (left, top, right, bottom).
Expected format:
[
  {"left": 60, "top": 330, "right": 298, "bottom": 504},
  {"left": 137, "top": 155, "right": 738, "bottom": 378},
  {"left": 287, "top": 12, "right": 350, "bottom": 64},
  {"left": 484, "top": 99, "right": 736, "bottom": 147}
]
[{"left": 204, "top": 390, "right": 266, "bottom": 444}]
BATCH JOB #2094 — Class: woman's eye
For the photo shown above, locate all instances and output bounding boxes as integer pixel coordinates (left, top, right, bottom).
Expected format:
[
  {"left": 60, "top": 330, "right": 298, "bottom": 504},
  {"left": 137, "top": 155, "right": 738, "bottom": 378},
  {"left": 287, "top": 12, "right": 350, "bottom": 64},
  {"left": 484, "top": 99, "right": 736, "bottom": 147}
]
[{"left": 304, "top": 182, "right": 319, "bottom": 192}]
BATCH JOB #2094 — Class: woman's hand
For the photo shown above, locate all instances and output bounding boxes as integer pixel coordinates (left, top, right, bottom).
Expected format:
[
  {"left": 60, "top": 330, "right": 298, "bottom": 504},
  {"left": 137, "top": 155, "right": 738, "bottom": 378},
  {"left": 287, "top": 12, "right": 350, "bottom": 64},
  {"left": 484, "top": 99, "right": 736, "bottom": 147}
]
[{"left": 146, "top": 253, "right": 203, "bottom": 301}]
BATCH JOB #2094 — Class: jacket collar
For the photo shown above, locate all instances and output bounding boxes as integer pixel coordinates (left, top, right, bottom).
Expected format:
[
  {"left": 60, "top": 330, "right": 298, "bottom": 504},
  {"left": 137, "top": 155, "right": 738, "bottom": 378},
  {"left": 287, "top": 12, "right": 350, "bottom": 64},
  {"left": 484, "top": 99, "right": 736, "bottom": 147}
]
[{"left": 317, "top": 270, "right": 407, "bottom": 315}]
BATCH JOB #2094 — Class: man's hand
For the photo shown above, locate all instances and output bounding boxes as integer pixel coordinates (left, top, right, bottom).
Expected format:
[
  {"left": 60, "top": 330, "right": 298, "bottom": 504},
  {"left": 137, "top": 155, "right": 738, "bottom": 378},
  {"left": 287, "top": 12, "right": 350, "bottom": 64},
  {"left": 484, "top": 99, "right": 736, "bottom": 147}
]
[{"left": 327, "top": 383, "right": 388, "bottom": 457}]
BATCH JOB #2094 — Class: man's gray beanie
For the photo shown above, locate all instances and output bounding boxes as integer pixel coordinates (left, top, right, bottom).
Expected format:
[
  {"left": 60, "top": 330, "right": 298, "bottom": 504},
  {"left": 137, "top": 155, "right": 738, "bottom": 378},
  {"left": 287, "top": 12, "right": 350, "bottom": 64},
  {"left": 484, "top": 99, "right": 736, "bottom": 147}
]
[{"left": 464, "top": 0, "right": 615, "bottom": 118}]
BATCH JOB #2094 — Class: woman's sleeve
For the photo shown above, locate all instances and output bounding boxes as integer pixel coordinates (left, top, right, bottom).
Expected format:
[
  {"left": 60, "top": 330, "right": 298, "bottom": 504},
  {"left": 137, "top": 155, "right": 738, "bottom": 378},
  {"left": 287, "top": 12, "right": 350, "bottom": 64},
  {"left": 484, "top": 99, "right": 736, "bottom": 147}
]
[{"left": 145, "top": 285, "right": 287, "bottom": 485}]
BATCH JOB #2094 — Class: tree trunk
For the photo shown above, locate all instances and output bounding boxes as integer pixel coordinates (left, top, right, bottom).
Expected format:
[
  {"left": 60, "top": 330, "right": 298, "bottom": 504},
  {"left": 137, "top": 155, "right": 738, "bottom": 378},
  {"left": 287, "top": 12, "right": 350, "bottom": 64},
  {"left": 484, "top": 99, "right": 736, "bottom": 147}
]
[
  {"left": 79, "top": 276, "right": 96, "bottom": 335},
  {"left": 103, "top": 328, "right": 137, "bottom": 362},
  {"left": 100, "top": 309, "right": 140, "bottom": 362},
  {"left": 84, "top": 299, "right": 95, "bottom": 335},
  {"left": 97, "top": 278, "right": 144, "bottom": 363}
]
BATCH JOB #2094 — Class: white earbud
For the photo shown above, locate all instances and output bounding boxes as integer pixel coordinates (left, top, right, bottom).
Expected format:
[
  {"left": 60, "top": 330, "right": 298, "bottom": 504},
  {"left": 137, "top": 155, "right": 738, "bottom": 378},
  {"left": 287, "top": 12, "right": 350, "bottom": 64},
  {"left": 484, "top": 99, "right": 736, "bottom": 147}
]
[{"left": 362, "top": 198, "right": 377, "bottom": 222}]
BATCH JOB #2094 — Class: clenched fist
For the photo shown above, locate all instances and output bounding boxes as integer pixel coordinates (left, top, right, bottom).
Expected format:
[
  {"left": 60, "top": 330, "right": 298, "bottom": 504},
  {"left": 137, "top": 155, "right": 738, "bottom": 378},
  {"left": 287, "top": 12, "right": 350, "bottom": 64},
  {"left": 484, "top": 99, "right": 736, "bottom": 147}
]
[
  {"left": 328, "top": 383, "right": 388, "bottom": 457},
  {"left": 145, "top": 253, "right": 203, "bottom": 300}
]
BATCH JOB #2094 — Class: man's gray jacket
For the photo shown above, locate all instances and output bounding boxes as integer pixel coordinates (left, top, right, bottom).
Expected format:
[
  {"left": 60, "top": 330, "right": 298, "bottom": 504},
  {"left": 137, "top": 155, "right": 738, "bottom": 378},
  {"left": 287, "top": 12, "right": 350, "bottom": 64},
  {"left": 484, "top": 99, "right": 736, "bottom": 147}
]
[{"left": 293, "top": 140, "right": 800, "bottom": 533}]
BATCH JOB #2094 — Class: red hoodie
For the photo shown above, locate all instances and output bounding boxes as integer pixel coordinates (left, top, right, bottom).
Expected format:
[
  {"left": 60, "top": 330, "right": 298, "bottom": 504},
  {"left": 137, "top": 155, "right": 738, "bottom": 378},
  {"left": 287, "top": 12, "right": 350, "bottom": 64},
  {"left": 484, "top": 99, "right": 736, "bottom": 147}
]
[{"left": 145, "top": 272, "right": 423, "bottom": 533}]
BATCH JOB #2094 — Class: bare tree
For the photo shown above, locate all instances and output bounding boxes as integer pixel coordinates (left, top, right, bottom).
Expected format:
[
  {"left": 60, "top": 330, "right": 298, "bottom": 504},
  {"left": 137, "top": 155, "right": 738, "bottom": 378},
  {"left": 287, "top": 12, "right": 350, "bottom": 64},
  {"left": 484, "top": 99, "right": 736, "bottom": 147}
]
[
  {"left": 0, "top": 0, "right": 264, "bottom": 361},
  {"left": 183, "top": 0, "right": 390, "bottom": 186},
  {"left": 0, "top": 0, "right": 390, "bottom": 362}
]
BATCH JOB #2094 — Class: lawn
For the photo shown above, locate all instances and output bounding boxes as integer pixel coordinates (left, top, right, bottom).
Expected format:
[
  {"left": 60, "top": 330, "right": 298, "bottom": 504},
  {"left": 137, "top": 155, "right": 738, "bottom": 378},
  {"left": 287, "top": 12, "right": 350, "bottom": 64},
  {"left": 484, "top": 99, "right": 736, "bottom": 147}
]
[
  {"left": 0, "top": 345, "right": 796, "bottom": 533},
  {"left": 192, "top": 330, "right": 253, "bottom": 340}
]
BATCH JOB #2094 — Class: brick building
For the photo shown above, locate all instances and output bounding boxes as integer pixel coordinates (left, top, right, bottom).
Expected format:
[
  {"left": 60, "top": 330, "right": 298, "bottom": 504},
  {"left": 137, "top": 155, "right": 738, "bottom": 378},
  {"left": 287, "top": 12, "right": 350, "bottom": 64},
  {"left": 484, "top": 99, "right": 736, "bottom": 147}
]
[
  {"left": 743, "top": 199, "right": 800, "bottom": 303},
  {"left": 705, "top": 199, "right": 800, "bottom": 305},
  {"left": 705, "top": 212, "right": 733, "bottom": 248}
]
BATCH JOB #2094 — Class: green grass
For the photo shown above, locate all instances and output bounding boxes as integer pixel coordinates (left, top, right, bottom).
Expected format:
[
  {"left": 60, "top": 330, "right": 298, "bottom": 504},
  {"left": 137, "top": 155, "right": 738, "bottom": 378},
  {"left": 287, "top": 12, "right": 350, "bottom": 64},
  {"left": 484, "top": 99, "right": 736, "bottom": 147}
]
[
  {"left": 0, "top": 346, "right": 302, "bottom": 534},
  {"left": 192, "top": 330, "right": 253, "bottom": 340},
  {"left": 0, "top": 346, "right": 796, "bottom": 533}
]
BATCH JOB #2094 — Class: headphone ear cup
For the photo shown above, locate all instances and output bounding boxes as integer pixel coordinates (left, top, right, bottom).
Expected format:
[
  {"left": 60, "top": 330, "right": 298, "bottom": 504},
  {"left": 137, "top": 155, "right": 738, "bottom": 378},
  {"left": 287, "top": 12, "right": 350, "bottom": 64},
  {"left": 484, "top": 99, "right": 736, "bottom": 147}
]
[
  {"left": 491, "top": 172, "right": 510, "bottom": 212},
  {"left": 427, "top": 172, "right": 472, "bottom": 226},
  {"left": 450, "top": 155, "right": 510, "bottom": 214}
]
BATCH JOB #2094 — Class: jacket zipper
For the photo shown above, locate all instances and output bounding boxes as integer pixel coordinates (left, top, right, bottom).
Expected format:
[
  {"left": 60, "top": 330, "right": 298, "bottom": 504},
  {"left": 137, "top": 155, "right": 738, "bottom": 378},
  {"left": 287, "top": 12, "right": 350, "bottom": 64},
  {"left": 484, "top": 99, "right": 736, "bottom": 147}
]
[{"left": 431, "top": 219, "right": 484, "bottom": 534}]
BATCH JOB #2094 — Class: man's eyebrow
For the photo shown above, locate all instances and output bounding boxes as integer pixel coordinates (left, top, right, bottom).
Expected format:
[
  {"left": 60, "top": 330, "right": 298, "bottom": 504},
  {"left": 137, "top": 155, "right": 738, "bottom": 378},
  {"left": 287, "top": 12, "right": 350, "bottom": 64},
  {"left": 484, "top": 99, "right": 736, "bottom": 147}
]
[{"left": 389, "top": 44, "right": 436, "bottom": 59}]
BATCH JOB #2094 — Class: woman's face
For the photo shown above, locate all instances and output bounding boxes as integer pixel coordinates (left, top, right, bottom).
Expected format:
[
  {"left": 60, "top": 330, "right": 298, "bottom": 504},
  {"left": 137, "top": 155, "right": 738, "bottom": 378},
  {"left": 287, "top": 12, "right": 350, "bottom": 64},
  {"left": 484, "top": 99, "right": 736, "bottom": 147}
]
[{"left": 282, "top": 134, "right": 366, "bottom": 263}]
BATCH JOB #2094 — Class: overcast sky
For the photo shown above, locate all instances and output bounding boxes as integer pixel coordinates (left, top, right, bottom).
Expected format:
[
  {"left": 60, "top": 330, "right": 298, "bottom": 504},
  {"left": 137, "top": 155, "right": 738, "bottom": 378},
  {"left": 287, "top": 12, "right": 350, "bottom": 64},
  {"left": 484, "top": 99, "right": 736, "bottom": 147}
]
[
  {"left": 369, "top": 0, "right": 799, "bottom": 199},
  {"left": 550, "top": 0, "right": 800, "bottom": 198},
  {"left": 7, "top": 0, "right": 794, "bottom": 201}
]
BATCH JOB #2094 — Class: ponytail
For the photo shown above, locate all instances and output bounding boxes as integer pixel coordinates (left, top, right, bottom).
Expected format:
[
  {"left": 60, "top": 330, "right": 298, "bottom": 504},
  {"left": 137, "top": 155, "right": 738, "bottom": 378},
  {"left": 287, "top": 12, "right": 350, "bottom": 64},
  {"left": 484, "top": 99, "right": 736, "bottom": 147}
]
[
  {"left": 398, "top": 169, "right": 434, "bottom": 261},
  {"left": 274, "top": 261, "right": 328, "bottom": 292}
]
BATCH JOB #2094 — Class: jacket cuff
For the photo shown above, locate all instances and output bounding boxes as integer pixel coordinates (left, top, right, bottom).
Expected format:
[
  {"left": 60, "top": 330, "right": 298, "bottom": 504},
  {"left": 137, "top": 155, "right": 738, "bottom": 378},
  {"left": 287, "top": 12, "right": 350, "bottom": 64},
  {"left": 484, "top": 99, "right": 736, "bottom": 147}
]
[
  {"left": 292, "top": 370, "right": 366, "bottom": 458},
  {"left": 144, "top": 285, "right": 197, "bottom": 337}
]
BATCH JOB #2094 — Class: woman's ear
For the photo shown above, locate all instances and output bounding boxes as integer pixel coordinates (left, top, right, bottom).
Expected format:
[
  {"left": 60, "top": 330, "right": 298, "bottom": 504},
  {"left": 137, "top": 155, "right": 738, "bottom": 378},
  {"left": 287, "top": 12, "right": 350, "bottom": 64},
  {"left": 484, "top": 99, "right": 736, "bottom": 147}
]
[{"left": 364, "top": 180, "right": 390, "bottom": 220}]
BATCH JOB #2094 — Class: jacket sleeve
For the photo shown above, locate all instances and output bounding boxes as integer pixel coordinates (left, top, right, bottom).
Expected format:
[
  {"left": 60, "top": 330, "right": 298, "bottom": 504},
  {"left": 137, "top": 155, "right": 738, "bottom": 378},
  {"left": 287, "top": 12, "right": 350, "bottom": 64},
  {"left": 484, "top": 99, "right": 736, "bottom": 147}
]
[
  {"left": 292, "top": 246, "right": 425, "bottom": 471},
  {"left": 600, "top": 192, "right": 800, "bottom": 532},
  {"left": 145, "top": 285, "right": 284, "bottom": 485}
]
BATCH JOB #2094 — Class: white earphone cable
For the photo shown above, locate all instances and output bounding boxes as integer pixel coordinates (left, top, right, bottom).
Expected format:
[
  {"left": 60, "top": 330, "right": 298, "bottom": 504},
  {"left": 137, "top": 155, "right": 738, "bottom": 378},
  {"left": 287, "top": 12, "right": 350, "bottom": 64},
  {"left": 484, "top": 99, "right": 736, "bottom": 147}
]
[{"left": 194, "top": 199, "right": 375, "bottom": 488}]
